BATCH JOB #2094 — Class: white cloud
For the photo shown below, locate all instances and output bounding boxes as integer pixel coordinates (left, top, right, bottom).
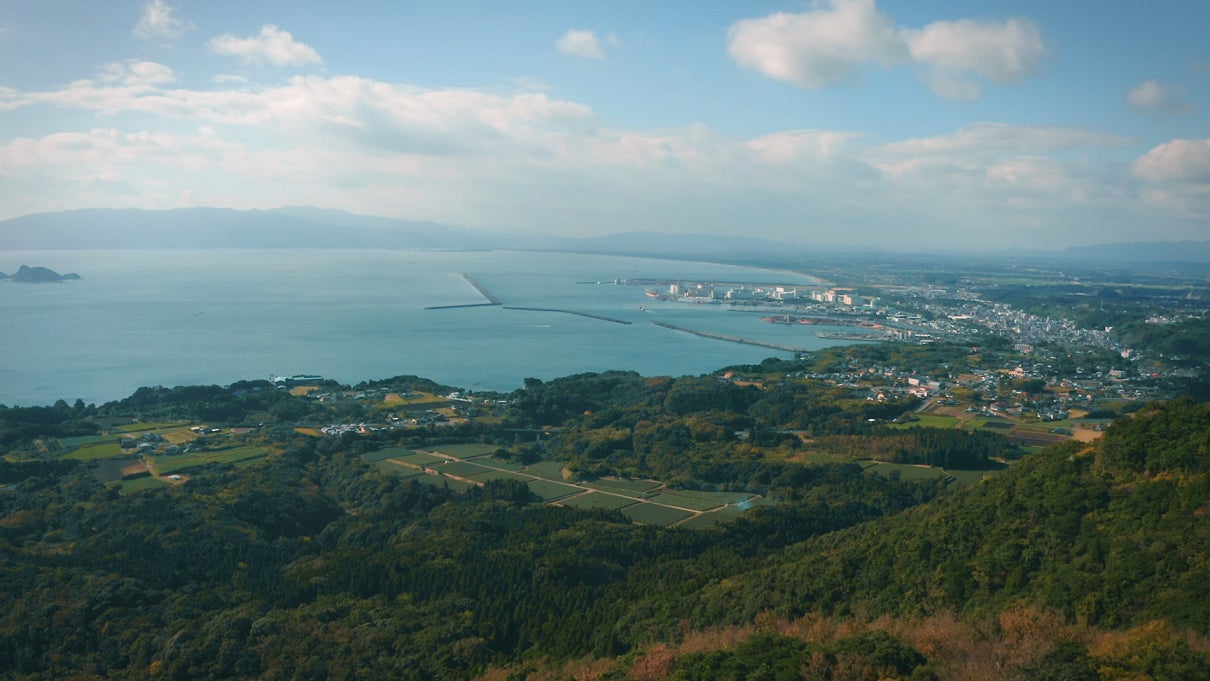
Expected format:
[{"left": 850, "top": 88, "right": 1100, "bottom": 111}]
[
  {"left": 727, "top": 0, "right": 1047, "bottom": 99},
  {"left": 207, "top": 25, "right": 322, "bottom": 66},
  {"left": 0, "top": 69, "right": 1200, "bottom": 249},
  {"left": 556, "top": 29, "right": 610, "bottom": 60},
  {"left": 1133, "top": 138, "right": 1210, "bottom": 184},
  {"left": 903, "top": 18, "right": 1047, "bottom": 99},
  {"left": 727, "top": 0, "right": 904, "bottom": 89},
  {"left": 99, "top": 60, "right": 176, "bottom": 86},
  {"left": 133, "top": 0, "right": 192, "bottom": 42},
  {"left": 1126, "top": 80, "right": 1193, "bottom": 114}
]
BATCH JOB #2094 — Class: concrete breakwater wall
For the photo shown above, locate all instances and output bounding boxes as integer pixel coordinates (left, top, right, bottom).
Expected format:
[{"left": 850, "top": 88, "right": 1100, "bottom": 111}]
[
  {"left": 503, "top": 306, "right": 632, "bottom": 325},
  {"left": 651, "top": 321, "right": 806, "bottom": 353}
]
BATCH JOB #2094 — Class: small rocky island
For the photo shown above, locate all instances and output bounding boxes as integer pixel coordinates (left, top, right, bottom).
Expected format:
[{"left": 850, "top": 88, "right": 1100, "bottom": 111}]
[{"left": 0, "top": 265, "right": 82, "bottom": 283}]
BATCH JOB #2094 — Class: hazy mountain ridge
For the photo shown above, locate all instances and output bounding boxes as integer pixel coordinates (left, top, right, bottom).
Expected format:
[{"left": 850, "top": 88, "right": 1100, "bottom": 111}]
[{"left": 2, "top": 207, "right": 1209, "bottom": 263}]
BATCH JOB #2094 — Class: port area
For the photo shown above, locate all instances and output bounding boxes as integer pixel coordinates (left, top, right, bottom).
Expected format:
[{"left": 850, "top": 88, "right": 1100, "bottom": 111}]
[{"left": 651, "top": 321, "right": 806, "bottom": 353}]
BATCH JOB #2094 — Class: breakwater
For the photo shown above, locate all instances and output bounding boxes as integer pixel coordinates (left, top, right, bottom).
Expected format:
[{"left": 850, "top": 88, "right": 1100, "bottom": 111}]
[
  {"left": 651, "top": 321, "right": 806, "bottom": 353},
  {"left": 503, "top": 307, "right": 632, "bottom": 325},
  {"left": 425, "top": 273, "right": 502, "bottom": 309}
]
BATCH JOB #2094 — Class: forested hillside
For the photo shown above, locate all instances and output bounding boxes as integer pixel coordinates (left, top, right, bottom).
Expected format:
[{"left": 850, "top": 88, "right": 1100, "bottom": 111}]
[{"left": 1, "top": 365, "right": 1208, "bottom": 680}]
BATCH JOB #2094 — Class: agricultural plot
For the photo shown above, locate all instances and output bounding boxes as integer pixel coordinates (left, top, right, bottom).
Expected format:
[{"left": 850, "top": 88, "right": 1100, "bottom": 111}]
[
  {"left": 409, "top": 474, "right": 472, "bottom": 492},
  {"left": 524, "top": 479, "right": 582, "bottom": 502},
  {"left": 621, "top": 503, "right": 694, "bottom": 527},
  {"left": 433, "top": 460, "right": 492, "bottom": 478},
  {"left": 525, "top": 460, "right": 569, "bottom": 481},
  {"left": 151, "top": 445, "right": 269, "bottom": 474},
  {"left": 395, "top": 451, "right": 446, "bottom": 467},
  {"left": 863, "top": 461, "right": 954, "bottom": 481},
  {"left": 429, "top": 443, "right": 498, "bottom": 458},
  {"left": 118, "top": 476, "right": 169, "bottom": 494},
  {"left": 363, "top": 447, "right": 416, "bottom": 463},
  {"left": 890, "top": 414, "right": 960, "bottom": 430},
  {"left": 679, "top": 506, "right": 749, "bottom": 529},
  {"left": 467, "top": 469, "right": 530, "bottom": 483},
  {"left": 372, "top": 460, "right": 425, "bottom": 478},
  {"left": 650, "top": 492, "right": 726, "bottom": 512},
  {"left": 584, "top": 477, "right": 662, "bottom": 496},
  {"left": 116, "top": 421, "right": 184, "bottom": 433},
  {"left": 67, "top": 441, "right": 124, "bottom": 461},
  {"left": 558, "top": 491, "right": 636, "bottom": 511}
]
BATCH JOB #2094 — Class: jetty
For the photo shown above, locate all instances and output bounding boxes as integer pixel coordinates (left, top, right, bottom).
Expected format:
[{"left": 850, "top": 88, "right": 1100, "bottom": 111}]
[
  {"left": 503, "top": 307, "right": 632, "bottom": 325},
  {"left": 425, "top": 273, "right": 503, "bottom": 310},
  {"left": 651, "top": 321, "right": 806, "bottom": 353}
]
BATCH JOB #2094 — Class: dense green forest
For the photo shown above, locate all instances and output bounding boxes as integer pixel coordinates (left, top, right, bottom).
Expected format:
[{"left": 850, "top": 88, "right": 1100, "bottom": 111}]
[{"left": 2, "top": 357, "right": 1208, "bottom": 679}]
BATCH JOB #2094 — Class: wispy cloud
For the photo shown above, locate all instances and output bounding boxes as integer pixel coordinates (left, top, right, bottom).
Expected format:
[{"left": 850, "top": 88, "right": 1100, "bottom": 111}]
[
  {"left": 727, "top": 0, "right": 1047, "bottom": 99},
  {"left": 207, "top": 25, "right": 322, "bottom": 66},
  {"left": 556, "top": 29, "right": 615, "bottom": 61},
  {"left": 133, "top": 0, "right": 193, "bottom": 43},
  {"left": 1126, "top": 81, "right": 1193, "bottom": 114}
]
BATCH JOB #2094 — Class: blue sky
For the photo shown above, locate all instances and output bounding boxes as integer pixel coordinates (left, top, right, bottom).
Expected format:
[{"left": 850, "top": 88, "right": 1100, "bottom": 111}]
[{"left": 0, "top": 0, "right": 1206, "bottom": 250}]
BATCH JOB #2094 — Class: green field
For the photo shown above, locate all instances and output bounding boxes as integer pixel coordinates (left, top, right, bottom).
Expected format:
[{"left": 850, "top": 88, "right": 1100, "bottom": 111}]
[
  {"left": 434, "top": 461, "right": 491, "bottom": 478},
  {"left": 372, "top": 460, "right": 425, "bottom": 477},
  {"left": 428, "top": 443, "right": 499, "bottom": 458},
  {"left": 116, "top": 421, "right": 185, "bottom": 433},
  {"left": 363, "top": 447, "right": 416, "bottom": 463},
  {"left": 890, "top": 414, "right": 960, "bottom": 429},
  {"left": 678, "top": 506, "right": 750, "bottom": 529},
  {"left": 558, "top": 491, "right": 636, "bottom": 511},
  {"left": 585, "top": 477, "right": 663, "bottom": 496},
  {"left": 649, "top": 492, "right": 727, "bottom": 512},
  {"left": 524, "top": 479, "right": 583, "bottom": 502},
  {"left": 118, "top": 476, "right": 169, "bottom": 494},
  {"left": 66, "top": 441, "right": 124, "bottom": 461},
  {"left": 395, "top": 451, "right": 446, "bottom": 467},
  {"left": 151, "top": 445, "right": 269, "bottom": 474},
  {"left": 621, "top": 503, "right": 694, "bottom": 526},
  {"left": 525, "top": 460, "right": 570, "bottom": 481}
]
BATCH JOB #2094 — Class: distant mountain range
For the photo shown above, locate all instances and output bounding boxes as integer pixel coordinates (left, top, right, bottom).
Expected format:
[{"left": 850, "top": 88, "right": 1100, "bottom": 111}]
[{"left": 1, "top": 206, "right": 1207, "bottom": 264}]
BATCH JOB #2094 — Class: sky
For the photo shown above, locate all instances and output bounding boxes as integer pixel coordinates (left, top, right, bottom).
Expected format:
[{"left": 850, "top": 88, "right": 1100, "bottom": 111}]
[{"left": 0, "top": 0, "right": 1207, "bottom": 251}]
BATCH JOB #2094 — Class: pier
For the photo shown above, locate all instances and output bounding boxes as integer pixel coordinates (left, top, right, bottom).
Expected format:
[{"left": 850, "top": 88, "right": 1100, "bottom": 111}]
[
  {"left": 424, "top": 273, "right": 503, "bottom": 309},
  {"left": 651, "top": 321, "right": 806, "bottom": 353},
  {"left": 503, "top": 307, "right": 632, "bottom": 325}
]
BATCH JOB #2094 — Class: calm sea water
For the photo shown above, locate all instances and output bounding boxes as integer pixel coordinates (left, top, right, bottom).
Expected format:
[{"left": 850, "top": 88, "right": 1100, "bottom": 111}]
[{"left": 2, "top": 250, "right": 853, "bottom": 406}]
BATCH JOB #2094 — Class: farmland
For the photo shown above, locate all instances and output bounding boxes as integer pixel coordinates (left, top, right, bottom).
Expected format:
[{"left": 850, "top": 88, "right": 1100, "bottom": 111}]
[{"left": 361, "top": 444, "right": 767, "bottom": 527}]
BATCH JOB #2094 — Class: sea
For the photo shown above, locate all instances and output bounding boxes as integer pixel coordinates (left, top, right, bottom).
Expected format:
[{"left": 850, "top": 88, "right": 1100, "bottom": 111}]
[{"left": 1, "top": 249, "right": 860, "bottom": 407}]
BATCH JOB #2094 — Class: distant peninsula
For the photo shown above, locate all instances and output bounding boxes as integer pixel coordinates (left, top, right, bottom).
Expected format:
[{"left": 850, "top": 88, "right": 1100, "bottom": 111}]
[{"left": 0, "top": 265, "right": 81, "bottom": 283}]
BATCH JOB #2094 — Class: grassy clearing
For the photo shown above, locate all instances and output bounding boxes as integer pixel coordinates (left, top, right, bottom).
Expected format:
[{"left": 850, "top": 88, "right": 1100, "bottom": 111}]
[
  {"left": 58, "top": 434, "right": 110, "bottom": 448},
  {"left": 558, "top": 491, "right": 636, "bottom": 511},
  {"left": 863, "top": 462, "right": 953, "bottom": 481},
  {"left": 151, "top": 445, "right": 269, "bottom": 474},
  {"left": 429, "top": 443, "right": 499, "bottom": 458},
  {"left": 372, "top": 460, "right": 424, "bottom": 477},
  {"left": 621, "top": 503, "right": 694, "bottom": 527},
  {"left": 119, "top": 477, "right": 169, "bottom": 494},
  {"left": 66, "top": 441, "right": 124, "bottom": 461},
  {"left": 524, "top": 479, "right": 582, "bottom": 502},
  {"left": 890, "top": 414, "right": 960, "bottom": 430},
  {"left": 116, "top": 421, "right": 184, "bottom": 433}
]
